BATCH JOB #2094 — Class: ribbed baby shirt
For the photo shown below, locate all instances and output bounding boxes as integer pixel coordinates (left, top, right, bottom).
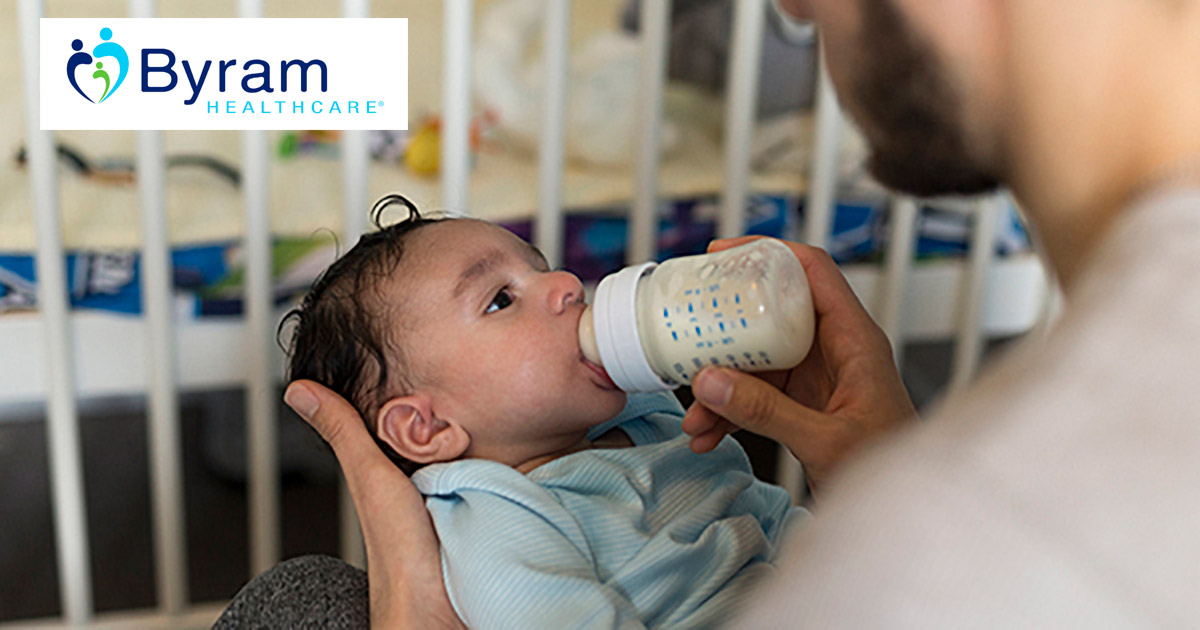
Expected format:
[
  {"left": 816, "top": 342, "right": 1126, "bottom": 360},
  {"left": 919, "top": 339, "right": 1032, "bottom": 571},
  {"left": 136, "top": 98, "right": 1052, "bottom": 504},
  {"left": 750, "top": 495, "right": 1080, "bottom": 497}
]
[{"left": 410, "top": 391, "right": 807, "bottom": 629}]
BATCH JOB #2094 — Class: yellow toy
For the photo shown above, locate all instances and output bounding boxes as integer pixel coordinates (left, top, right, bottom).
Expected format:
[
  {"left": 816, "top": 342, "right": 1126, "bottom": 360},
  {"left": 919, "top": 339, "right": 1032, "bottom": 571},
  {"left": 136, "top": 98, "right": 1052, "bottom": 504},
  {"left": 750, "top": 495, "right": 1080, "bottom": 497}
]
[{"left": 404, "top": 119, "right": 441, "bottom": 177}]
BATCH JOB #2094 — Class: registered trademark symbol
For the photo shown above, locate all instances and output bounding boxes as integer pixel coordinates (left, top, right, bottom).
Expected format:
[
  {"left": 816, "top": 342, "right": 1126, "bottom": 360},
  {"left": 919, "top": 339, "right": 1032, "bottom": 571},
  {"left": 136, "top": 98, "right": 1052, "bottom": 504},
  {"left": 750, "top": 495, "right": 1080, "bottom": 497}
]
[{"left": 378, "top": 101, "right": 384, "bottom": 107}]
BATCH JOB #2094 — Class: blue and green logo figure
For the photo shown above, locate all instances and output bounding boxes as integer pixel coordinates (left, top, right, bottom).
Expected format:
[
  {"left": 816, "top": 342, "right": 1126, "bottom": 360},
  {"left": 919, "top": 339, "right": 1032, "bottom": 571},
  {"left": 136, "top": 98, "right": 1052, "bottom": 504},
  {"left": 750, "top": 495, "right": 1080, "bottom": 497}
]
[{"left": 66, "top": 27, "right": 128, "bottom": 103}]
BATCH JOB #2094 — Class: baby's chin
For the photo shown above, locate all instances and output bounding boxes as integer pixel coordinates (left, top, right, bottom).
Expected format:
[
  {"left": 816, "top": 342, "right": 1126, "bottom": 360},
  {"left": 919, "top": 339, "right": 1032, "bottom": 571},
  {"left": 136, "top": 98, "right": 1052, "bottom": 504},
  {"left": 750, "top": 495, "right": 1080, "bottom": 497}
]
[
  {"left": 589, "top": 389, "right": 629, "bottom": 426},
  {"left": 545, "top": 389, "right": 628, "bottom": 433}
]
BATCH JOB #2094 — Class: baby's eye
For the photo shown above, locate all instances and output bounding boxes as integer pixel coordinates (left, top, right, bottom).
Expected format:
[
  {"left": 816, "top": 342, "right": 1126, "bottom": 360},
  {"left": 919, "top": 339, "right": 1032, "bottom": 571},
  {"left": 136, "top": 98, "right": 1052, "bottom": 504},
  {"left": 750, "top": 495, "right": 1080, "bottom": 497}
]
[{"left": 485, "top": 287, "right": 514, "bottom": 314}]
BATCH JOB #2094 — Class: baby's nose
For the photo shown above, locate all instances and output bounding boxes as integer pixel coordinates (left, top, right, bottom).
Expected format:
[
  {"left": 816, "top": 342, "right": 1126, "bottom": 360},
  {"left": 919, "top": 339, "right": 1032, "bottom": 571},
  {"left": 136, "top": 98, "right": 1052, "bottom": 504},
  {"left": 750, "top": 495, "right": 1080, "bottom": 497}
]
[{"left": 547, "top": 271, "right": 583, "bottom": 313}]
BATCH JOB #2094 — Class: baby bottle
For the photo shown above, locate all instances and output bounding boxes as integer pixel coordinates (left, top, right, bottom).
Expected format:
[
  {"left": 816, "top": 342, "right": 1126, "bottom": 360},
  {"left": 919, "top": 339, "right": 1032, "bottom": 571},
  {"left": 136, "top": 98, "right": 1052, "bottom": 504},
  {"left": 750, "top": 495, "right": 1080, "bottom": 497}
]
[{"left": 579, "top": 239, "right": 815, "bottom": 392}]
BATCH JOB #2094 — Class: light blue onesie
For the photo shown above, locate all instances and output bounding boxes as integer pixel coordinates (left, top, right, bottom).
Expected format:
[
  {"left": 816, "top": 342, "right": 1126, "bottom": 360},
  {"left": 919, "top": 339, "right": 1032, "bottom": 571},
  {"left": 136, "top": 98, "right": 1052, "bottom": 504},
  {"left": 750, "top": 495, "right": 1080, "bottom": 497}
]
[{"left": 411, "top": 391, "right": 808, "bottom": 629}]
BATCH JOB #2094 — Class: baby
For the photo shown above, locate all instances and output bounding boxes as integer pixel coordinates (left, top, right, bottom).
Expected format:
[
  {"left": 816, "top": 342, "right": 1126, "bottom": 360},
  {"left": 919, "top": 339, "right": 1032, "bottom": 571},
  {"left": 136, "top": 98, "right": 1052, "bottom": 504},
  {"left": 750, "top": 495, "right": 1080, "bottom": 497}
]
[{"left": 284, "top": 195, "right": 807, "bottom": 629}]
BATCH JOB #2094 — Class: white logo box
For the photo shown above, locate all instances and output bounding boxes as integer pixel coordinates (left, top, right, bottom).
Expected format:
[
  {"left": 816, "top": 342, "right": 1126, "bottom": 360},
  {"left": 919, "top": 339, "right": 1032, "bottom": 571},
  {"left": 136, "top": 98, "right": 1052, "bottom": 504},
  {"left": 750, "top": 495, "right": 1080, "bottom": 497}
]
[{"left": 40, "top": 18, "right": 408, "bottom": 130}]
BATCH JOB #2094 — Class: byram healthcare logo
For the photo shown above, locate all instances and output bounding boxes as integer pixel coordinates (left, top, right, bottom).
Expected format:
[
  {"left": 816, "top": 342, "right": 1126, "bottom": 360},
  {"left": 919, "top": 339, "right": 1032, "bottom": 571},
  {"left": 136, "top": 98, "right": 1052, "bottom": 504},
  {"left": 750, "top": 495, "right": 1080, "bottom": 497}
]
[
  {"left": 66, "top": 27, "right": 128, "bottom": 104},
  {"left": 41, "top": 18, "right": 408, "bottom": 131}
]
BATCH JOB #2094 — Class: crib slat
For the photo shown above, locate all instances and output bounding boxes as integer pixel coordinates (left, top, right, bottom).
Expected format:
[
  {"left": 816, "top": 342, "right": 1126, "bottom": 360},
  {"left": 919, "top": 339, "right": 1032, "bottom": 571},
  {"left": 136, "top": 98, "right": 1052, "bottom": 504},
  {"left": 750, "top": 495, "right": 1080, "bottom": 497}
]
[
  {"left": 802, "top": 45, "right": 842, "bottom": 247},
  {"left": 136, "top": 122, "right": 191, "bottom": 617},
  {"left": 338, "top": 0, "right": 370, "bottom": 571},
  {"left": 18, "top": 0, "right": 93, "bottom": 623},
  {"left": 130, "top": 0, "right": 189, "bottom": 615},
  {"left": 442, "top": 0, "right": 474, "bottom": 215},
  {"left": 776, "top": 39, "right": 844, "bottom": 504},
  {"left": 718, "top": 0, "right": 766, "bottom": 239},
  {"left": 950, "top": 195, "right": 1004, "bottom": 394},
  {"left": 243, "top": 128, "right": 280, "bottom": 578},
  {"left": 534, "top": 0, "right": 571, "bottom": 268},
  {"left": 342, "top": 130, "right": 369, "bottom": 238},
  {"left": 630, "top": 0, "right": 671, "bottom": 264},
  {"left": 138, "top": 127, "right": 189, "bottom": 616},
  {"left": 878, "top": 197, "right": 919, "bottom": 366},
  {"left": 237, "top": 0, "right": 280, "bottom": 579},
  {"left": 340, "top": 0, "right": 370, "bottom": 240},
  {"left": 1023, "top": 200, "right": 1064, "bottom": 340}
]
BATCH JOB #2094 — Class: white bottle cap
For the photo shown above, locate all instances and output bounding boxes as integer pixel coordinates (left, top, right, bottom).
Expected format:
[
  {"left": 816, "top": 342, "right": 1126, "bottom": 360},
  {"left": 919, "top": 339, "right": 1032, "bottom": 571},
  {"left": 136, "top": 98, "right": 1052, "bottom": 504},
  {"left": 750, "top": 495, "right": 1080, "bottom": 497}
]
[{"left": 592, "top": 262, "right": 674, "bottom": 392}]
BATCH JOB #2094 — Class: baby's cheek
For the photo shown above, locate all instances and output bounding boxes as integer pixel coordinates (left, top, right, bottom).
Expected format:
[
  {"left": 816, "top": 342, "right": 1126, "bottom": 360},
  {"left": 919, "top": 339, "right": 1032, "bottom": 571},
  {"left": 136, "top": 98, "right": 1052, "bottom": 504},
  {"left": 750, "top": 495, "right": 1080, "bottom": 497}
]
[{"left": 471, "top": 346, "right": 551, "bottom": 394}]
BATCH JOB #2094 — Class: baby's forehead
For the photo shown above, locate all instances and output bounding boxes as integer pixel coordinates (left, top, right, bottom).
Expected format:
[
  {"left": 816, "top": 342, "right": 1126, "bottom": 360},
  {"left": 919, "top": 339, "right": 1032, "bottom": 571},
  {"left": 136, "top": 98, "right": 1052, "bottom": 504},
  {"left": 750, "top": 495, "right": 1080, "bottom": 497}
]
[
  {"left": 411, "top": 219, "right": 546, "bottom": 269},
  {"left": 394, "top": 219, "right": 545, "bottom": 299}
]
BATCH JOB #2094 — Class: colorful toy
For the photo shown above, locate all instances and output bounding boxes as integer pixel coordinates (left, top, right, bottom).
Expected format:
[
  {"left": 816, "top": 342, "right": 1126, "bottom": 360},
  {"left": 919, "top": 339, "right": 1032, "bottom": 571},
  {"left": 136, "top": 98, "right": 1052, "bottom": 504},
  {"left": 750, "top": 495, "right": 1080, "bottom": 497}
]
[
  {"left": 277, "top": 130, "right": 341, "bottom": 159},
  {"left": 277, "top": 111, "right": 497, "bottom": 178}
]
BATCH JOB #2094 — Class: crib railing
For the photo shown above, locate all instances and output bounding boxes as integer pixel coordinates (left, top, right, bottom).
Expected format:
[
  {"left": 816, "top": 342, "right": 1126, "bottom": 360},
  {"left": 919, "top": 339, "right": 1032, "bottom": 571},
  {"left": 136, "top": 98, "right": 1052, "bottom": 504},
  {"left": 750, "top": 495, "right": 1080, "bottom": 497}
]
[{"left": 9, "top": 0, "right": 1043, "bottom": 626}]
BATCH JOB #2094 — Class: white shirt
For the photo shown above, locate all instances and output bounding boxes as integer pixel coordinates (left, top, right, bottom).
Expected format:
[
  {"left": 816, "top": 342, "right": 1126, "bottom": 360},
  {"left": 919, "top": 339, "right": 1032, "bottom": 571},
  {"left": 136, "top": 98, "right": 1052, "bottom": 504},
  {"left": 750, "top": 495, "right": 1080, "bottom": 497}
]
[{"left": 734, "top": 188, "right": 1200, "bottom": 628}]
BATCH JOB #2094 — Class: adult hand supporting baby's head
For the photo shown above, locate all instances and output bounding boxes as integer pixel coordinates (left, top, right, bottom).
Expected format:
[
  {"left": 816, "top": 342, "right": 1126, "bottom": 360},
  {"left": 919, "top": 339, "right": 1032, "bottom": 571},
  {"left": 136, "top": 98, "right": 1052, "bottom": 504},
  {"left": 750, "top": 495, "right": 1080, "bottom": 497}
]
[
  {"left": 284, "top": 380, "right": 465, "bottom": 630},
  {"left": 681, "top": 236, "right": 918, "bottom": 498}
]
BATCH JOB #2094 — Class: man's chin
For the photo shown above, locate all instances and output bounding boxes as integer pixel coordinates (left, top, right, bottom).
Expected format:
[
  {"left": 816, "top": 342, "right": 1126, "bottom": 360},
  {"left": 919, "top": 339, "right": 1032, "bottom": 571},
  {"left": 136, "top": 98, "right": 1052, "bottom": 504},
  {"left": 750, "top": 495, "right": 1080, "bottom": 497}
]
[{"left": 867, "top": 151, "right": 1002, "bottom": 198}]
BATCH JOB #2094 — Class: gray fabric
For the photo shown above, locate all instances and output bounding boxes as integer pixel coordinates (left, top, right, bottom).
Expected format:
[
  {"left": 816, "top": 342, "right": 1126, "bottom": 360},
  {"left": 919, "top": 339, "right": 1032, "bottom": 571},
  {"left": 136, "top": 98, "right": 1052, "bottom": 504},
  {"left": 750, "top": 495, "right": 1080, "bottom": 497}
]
[
  {"left": 213, "top": 555, "right": 368, "bottom": 630},
  {"left": 622, "top": 0, "right": 818, "bottom": 119}
]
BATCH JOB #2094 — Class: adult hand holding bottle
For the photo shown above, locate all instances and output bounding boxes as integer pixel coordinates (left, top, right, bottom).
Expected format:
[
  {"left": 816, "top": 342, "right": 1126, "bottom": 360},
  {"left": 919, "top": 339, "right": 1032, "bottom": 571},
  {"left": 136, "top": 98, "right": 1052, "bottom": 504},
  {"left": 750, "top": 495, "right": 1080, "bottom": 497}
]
[{"left": 682, "top": 236, "right": 917, "bottom": 495}]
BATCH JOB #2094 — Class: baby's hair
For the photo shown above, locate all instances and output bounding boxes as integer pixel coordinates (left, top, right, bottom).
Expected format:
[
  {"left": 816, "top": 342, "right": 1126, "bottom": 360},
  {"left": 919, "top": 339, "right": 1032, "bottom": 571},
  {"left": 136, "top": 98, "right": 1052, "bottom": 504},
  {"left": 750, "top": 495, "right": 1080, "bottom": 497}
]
[{"left": 280, "top": 194, "right": 452, "bottom": 474}]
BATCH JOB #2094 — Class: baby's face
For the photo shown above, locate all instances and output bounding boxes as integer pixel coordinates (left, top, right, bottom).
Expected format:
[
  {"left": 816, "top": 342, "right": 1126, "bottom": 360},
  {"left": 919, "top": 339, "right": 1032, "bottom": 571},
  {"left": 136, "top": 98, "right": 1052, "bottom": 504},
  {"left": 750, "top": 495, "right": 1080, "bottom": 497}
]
[{"left": 393, "top": 220, "right": 627, "bottom": 458}]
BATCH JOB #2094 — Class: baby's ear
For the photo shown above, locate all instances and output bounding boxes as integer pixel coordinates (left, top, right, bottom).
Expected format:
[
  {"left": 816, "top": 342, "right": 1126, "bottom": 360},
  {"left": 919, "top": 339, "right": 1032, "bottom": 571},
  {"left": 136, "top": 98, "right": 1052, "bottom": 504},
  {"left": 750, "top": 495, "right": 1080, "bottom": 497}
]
[{"left": 375, "top": 395, "right": 469, "bottom": 464}]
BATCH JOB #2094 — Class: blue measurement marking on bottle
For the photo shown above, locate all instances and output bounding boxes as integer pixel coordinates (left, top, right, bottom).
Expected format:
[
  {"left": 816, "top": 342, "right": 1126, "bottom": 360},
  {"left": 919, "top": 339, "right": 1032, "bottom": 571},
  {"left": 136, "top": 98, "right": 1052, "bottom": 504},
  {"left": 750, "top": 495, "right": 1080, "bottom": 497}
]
[
  {"left": 671, "top": 331, "right": 678, "bottom": 341},
  {"left": 712, "top": 298, "right": 718, "bottom": 308},
  {"left": 663, "top": 307, "right": 669, "bottom": 318},
  {"left": 740, "top": 317, "right": 747, "bottom": 328},
  {"left": 735, "top": 293, "right": 740, "bottom": 304},
  {"left": 694, "top": 326, "right": 702, "bottom": 337},
  {"left": 719, "top": 321, "right": 725, "bottom": 332},
  {"left": 688, "top": 303, "right": 693, "bottom": 313}
]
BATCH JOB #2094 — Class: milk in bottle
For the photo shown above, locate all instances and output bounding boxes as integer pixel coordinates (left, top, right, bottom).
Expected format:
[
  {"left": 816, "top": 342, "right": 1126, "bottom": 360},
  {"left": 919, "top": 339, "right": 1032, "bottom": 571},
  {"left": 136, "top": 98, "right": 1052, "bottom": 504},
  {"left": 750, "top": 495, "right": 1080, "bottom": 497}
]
[{"left": 579, "top": 239, "right": 815, "bottom": 392}]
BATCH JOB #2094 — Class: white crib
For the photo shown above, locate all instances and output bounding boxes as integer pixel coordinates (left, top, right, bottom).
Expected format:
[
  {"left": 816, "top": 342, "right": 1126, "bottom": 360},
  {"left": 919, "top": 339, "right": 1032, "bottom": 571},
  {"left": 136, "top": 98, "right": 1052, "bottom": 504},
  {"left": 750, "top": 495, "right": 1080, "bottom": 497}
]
[{"left": 5, "top": 0, "right": 1051, "bottom": 626}]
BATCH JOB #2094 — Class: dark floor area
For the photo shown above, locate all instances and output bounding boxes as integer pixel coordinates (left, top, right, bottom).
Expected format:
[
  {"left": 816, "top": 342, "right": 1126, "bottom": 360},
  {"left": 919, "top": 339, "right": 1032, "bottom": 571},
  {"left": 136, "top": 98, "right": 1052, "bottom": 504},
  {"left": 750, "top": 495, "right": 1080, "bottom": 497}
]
[
  {"left": 0, "top": 389, "right": 339, "bottom": 622},
  {"left": 0, "top": 338, "right": 1016, "bottom": 623}
]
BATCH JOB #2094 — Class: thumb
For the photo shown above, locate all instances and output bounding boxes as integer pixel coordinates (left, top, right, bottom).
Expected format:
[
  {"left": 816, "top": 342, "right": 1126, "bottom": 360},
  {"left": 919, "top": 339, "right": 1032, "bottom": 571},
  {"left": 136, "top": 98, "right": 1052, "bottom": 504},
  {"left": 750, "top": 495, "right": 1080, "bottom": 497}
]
[
  {"left": 284, "top": 380, "right": 405, "bottom": 502},
  {"left": 691, "top": 367, "right": 819, "bottom": 451},
  {"left": 285, "top": 380, "right": 376, "bottom": 465}
]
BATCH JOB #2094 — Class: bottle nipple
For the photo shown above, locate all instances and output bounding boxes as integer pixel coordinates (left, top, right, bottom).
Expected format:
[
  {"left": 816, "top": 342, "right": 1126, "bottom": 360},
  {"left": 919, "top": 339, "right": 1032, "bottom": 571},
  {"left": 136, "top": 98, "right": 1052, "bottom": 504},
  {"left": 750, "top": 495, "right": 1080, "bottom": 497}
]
[{"left": 578, "top": 305, "right": 602, "bottom": 365}]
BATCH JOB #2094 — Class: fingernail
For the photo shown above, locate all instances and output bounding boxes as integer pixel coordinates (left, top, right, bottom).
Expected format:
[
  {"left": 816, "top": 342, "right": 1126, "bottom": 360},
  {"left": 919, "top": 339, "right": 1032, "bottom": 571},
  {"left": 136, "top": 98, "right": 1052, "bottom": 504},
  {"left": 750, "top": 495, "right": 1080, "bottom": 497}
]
[
  {"left": 284, "top": 383, "right": 319, "bottom": 420},
  {"left": 694, "top": 369, "right": 733, "bottom": 407}
]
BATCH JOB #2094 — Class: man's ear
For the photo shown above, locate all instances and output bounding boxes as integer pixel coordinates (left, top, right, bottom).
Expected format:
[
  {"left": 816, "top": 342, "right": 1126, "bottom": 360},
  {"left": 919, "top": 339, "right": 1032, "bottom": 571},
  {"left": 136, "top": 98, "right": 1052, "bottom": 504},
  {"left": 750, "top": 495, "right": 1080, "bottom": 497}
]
[{"left": 375, "top": 394, "right": 469, "bottom": 464}]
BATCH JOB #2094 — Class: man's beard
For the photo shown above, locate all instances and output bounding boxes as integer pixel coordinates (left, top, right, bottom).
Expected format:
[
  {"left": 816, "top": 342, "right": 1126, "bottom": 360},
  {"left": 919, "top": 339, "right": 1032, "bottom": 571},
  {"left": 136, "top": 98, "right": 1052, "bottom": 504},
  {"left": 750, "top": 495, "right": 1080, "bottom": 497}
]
[{"left": 851, "top": 0, "right": 1001, "bottom": 197}]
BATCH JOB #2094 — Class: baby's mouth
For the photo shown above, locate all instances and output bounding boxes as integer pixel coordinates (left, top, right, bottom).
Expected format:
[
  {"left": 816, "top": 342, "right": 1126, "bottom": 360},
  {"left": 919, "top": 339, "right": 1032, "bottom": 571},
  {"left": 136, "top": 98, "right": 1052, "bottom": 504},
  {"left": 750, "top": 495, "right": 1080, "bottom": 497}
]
[{"left": 582, "top": 357, "right": 618, "bottom": 390}]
